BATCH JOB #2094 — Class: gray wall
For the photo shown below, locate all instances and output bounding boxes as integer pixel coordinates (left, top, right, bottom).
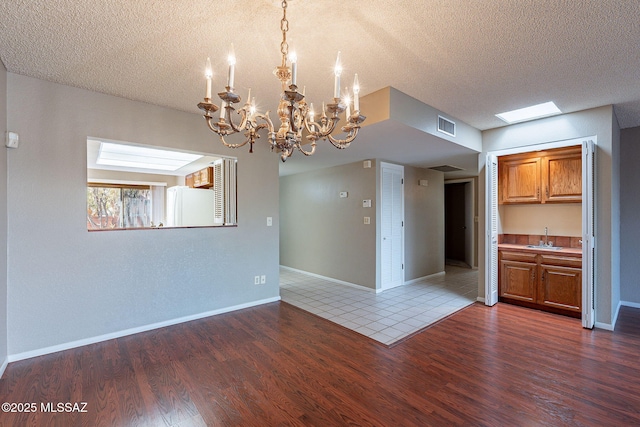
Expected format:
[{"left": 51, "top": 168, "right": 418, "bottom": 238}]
[
  {"left": 0, "top": 60, "right": 7, "bottom": 367},
  {"left": 404, "top": 166, "right": 445, "bottom": 279},
  {"left": 280, "top": 160, "right": 377, "bottom": 288},
  {"left": 480, "top": 105, "right": 620, "bottom": 328},
  {"left": 620, "top": 126, "right": 640, "bottom": 304},
  {"left": 280, "top": 160, "right": 445, "bottom": 289},
  {"left": 6, "top": 74, "right": 280, "bottom": 357}
]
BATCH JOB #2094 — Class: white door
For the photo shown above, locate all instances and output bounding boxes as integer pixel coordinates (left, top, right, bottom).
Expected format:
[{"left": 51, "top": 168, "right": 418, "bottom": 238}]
[
  {"left": 582, "top": 140, "right": 595, "bottom": 328},
  {"left": 485, "top": 154, "right": 499, "bottom": 306},
  {"left": 380, "top": 162, "right": 404, "bottom": 290}
]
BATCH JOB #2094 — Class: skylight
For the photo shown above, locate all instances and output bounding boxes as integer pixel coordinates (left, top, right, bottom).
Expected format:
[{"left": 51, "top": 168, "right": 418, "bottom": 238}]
[
  {"left": 96, "top": 142, "right": 203, "bottom": 171},
  {"left": 496, "top": 101, "right": 561, "bottom": 124}
]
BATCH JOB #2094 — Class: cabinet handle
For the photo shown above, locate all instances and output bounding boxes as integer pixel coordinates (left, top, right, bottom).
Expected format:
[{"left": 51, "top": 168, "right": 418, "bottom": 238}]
[{"left": 541, "top": 271, "right": 545, "bottom": 282}]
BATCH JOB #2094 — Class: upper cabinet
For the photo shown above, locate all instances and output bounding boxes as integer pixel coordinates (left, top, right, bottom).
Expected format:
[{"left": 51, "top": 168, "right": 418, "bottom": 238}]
[
  {"left": 499, "top": 146, "right": 582, "bottom": 205},
  {"left": 501, "top": 156, "right": 542, "bottom": 203}
]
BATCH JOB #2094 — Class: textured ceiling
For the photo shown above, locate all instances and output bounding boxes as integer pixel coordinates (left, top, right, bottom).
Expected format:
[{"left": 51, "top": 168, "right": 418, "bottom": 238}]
[{"left": 2, "top": 0, "right": 640, "bottom": 172}]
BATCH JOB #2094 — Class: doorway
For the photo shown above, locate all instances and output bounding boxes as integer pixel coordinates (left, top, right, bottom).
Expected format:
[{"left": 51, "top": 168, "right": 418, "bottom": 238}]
[
  {"left": 484, "top": 138, "right": 595, "bottom": 329},
  {"left": 445, "top": 179, "right": 475, "bottom": 269}
]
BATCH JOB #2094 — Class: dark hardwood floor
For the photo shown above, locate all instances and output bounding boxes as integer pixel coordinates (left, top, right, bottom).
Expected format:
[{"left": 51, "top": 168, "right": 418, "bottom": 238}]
[{"left": 1, "top": 302, "right": 640, "bottom": 426}]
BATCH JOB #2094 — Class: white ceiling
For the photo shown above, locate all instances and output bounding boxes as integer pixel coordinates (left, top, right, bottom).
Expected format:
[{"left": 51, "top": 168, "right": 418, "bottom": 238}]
[{"left": 2, "top": 0, "right": 639, "bottom": 176}]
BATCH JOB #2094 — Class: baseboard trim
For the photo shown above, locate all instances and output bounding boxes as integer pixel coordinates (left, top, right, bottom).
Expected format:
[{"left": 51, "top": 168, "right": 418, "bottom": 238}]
[
  {"left": 0, "top": 357, "right": 8, "bottom": 380},
  {"left": 476, "top": 297, "right": 486, "bottom": 303},
  {"left": 280, "top": 265, "right": 380, "bottom": 293},
  {"left": 404, "top": 271, "right": 445, "bottom": 285},
  {"left": 8, "top": 296, "right": 281, "bottom": 363},
  {"left": 594, "top": 321, "right": 614, "bottom": 331},
  {"left": 620, "top": 300, "right": 640, "bottom": 309}
]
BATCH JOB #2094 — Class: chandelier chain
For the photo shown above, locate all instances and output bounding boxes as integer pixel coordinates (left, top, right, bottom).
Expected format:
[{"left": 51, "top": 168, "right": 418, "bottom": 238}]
[{"left": 280, "top": 0, "right": 289, "bottom": 59}]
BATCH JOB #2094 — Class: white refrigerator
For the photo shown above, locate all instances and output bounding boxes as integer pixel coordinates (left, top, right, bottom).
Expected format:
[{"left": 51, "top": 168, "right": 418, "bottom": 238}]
[{"left": 166, "top": 186, "right": 216, "bottom": 227}]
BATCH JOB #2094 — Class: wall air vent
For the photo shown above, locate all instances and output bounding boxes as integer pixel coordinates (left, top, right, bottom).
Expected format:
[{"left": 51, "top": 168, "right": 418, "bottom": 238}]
[
  {"left": 437, "top": 115, "right": 456, "bottom": 137},
  {"left": 429, "top": 165, "right": 464, "bottom": 173}
]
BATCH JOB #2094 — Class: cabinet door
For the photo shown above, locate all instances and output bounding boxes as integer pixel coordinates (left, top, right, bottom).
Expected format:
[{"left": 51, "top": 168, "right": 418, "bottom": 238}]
[
  {"left": 500, "top": 157, "right": 541, "bottom": 204},
  {"left": 539, "top": 265, "right": 581, "bottom": 312},
  {"left": 542, "top": 149, "right": 582, "bottom": 203},
  {"left": 500, "top": 260, "right": 537, "bottom": 302}
]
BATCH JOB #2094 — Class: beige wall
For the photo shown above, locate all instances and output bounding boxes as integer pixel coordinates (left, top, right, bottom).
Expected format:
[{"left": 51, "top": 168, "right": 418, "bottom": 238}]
[
  {"left": 500, "top": 204, "right": 582, "bottom": 237},
  {"left": 0, "top": 59, "right": 7, "bottom": 368},
  {"left": 404, "top": 166, "right": 445, "bottom": 279},
  {"left": 7, "top": 74, "right": 280, "bottom": 357},
  {"left": 280, "top": 160, "right": 445, "bottom": 290}
]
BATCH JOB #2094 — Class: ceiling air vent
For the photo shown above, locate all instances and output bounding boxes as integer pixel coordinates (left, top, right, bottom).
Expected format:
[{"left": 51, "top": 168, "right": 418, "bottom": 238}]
[
  {"left": 437, "top": 115, "right": 456, "bottom": 137},
  {"left": 429, "top": 165, "right": 464, "bottom": 173}
]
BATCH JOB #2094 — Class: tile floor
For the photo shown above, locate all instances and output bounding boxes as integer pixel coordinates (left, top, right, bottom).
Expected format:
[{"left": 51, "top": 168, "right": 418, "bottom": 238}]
[{"left": 280, "top": 265, "right": 479, "bottom": 345}]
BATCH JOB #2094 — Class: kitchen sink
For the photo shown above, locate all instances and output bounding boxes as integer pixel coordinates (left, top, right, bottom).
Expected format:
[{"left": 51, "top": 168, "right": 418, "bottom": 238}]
[{"left": 526, "top": 245, "right": 563, "bottom": 250}]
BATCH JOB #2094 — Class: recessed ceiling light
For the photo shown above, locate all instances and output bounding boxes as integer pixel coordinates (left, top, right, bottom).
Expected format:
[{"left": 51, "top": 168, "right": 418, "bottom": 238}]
[
  {"left": 96, "top": 142, "right": 203, "bottom": 171},
  {"left": 496, "top": 101, "right": 561, "bottom": 124}
]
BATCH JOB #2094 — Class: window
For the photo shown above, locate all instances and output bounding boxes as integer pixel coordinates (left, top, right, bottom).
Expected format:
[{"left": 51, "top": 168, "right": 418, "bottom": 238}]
[
  {"left": 87, "top": 137, "right": 237, "bottom": 231},
  {"left": 87, "top": 184, "right": 152, "bottom": 230}
]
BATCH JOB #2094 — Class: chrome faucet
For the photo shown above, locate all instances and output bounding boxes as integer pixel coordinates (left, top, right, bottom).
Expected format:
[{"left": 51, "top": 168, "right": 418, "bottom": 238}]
[{"left": 544, "top": 227, "right": 548, "bottom": 245}]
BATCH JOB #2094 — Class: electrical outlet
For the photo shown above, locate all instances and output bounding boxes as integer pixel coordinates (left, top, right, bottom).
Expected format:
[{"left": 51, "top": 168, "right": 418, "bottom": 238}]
[
  {"left": 260, "top": 275, "right": 266, "bottom": 284},
  {"left": 254, "top": 276, "right": 260, "bottom": 285},
  {"left": 364, "top": 217, "right": 370, "bottom": 224}
]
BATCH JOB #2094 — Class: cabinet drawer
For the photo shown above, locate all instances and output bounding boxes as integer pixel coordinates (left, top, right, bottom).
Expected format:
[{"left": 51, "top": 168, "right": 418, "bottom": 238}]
[
  {"left": 539, "top": 254, "right": 582, "bottom": 268},
  {"left": 500, "top": 251, "right": 538, "bottom": 263}
]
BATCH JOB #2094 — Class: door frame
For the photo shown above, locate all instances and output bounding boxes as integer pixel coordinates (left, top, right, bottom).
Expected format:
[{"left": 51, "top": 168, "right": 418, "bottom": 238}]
[
  {"left": 484, "top": 136, "right": 596, "bottom": 329},
  {"left": 445, "top": 178, "right": 476, "bottom": 268}
]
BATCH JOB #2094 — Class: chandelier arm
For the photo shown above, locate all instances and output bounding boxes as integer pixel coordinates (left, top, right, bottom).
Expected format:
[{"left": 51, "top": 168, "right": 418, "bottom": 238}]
[
  {"left": 218, "top": 133, "right": 250, "bottom": 149},
  {"left": 312, "top": 117, "right": 340, "bottom": 138},
  {"left": 205, "top": 116, "right": 224, "bottom": 135},
  {"left": 225, "top": 107, "right": 250, "bottom": 134},
  {"left": 295, "top": 140, "right": 317, "bottom": 156},
  {"left": 327, "top": 127, "right": 361, "bottom": 149}
]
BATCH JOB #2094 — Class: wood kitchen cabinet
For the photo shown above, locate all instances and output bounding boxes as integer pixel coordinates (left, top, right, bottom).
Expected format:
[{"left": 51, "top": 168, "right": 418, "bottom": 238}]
[
  {"left": 541, "top": 150, "right": 582, "bottom": 203},
  {"left": 499, "top": 146, "right": 581, "bottom": 204},
  {"left": 539, "top": 254, "right": 582, "bottom": 312},
  {"left": 500, "top": 251, "right": 537, "bottom": 303},
  {"left": 186, "top": 167, "right": 214, "bottom": 189},
  {"left": 499, "top": 249, "right": 582, "bottom": 317},
  {"left": 500, "top": 157, "right": 542, "bottom": 204}
]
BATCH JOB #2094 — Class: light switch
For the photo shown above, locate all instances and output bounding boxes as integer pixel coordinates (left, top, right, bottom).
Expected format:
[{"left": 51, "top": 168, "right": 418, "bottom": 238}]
[
  {"left": 267, "top": 217, "right": 272, "bottom": 226},
  {"left": 5, "top": 131, "right": 19, "bottom": 149},
  {"left": 340, "top": 191, "right": 348, "bottom": 198},
  {"left": 362, "top": 199, "right": 371, "bottom": 208}
]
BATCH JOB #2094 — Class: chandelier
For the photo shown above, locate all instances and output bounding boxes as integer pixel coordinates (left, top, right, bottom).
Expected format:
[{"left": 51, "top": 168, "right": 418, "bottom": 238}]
[{"left": 197, "top": 0, "right": 366, "bottom": 162}]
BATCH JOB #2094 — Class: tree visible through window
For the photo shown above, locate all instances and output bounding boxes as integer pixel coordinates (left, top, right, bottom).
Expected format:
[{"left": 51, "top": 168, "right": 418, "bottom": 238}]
[{"left": 87, "top": 184, "right": 152, "bottom": 229}]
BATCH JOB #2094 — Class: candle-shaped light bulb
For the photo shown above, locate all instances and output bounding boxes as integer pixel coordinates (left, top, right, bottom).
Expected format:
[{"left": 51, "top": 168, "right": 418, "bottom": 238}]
[
  {"left": 205, "top": 57, "right": 213, "bottom": 100},
  {"left": 309, "top": 103, "right": 315, "bottom": 122},
  {"left": 353, "top": 73, "right": 360, "bottom": 112},
  {"left": 246, "top": 88, "right": 251, "bottom": 105},
  {"left": 322, "top": 101, "right": 327, "bottom": 118},
  {"left": 333, "top": 51, "right": 342, "bottom": 99},
  {"left": 344, "top": 89, "right": 351, "bottom": 118},
  {"left": 220, "top": 100, "right": 226, "bottom": 119},
  {"left": 227, "top": 44, "right": 236, "bottom": 89},
  {"left": 289, "top": 52, "right": 297, "bottom": 86}
]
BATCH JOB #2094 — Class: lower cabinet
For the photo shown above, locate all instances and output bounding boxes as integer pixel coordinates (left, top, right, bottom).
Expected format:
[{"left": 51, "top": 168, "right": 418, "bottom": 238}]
[{"left": 499, "top": 250, "right": 582, "bottom": 317}]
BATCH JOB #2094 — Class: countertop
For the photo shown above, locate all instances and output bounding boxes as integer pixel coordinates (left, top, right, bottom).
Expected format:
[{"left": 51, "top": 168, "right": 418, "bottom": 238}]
[{"left": 498, "top": 243, "right": 582, "bottom": 256}]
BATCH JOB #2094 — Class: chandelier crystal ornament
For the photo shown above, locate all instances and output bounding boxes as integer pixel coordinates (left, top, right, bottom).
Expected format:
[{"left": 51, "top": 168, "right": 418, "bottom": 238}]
[{"left": 197, "top": 0, "right": 365, "bottom": 162}]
